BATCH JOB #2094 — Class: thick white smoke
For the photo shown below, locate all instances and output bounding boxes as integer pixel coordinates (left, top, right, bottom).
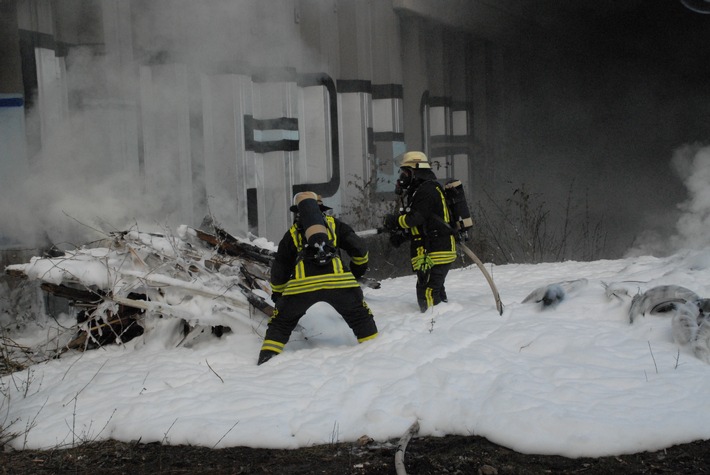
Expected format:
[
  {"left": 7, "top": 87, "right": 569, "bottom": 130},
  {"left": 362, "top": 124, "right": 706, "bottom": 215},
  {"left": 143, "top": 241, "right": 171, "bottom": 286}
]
[
  {"left": 670, "top": 143, "right": 710, "bottom": 251},
  {"left": 1, "top": 1, "right": 323, "bottom": 250},
  {"left": 628, "top": 143, "right": 710, "bottom": 257},
  {"left": 0, "top": 46, "right": 150, "bottom": 249}
]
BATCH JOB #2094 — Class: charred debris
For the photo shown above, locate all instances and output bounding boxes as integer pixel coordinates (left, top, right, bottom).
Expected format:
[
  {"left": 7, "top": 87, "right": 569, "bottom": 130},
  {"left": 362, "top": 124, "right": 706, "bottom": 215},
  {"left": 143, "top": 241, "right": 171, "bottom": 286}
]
[{"left": 5, "top": 224, "right": 278, "bottom": 354}]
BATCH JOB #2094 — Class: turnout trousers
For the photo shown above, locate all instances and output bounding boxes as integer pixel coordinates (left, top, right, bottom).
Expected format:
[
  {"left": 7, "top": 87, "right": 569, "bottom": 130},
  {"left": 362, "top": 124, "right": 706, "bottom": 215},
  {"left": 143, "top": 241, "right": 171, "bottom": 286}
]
[
  {"left": 416, "top": 263, "right": 450, "bottom": 312},
  {"left": 258, "top": 287, "right": 378, "bottom": 364}
]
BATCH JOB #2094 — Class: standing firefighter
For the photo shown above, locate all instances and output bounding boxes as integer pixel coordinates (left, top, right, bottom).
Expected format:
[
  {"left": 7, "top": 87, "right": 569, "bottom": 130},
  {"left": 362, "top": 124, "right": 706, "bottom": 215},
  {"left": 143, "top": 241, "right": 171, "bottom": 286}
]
[
  {"left": 258, "top": 192, "right": 378, "bottom": 365},
  {"left": 382, "top": 151, "right": 457, "bottom": 313}
]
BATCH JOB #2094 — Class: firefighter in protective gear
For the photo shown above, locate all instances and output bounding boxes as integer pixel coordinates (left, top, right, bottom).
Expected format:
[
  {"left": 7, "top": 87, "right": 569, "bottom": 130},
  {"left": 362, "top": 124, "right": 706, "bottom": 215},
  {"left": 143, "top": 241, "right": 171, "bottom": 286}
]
[
  {"left": 258, "top": 192, "right": 378, "bottom": 365},
  {"left": 382, "top": 151, "right": 457, "bottom": 313}
]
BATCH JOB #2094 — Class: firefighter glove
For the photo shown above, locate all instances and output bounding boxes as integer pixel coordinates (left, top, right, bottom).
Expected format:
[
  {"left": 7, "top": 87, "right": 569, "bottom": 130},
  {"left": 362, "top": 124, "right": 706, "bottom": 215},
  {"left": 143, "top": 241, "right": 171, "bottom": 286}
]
[
  {"left": 350, "top": 263, "right": 367, "bottom": 279},
  {"left": 412, "top": 253, "right": 434, "bottom": 273},
  {"left": 383, "top": 214, "right": 400, "bottom": 232},
  {"left": 389, "top": 231, "right": 408, "bottom": 248}
]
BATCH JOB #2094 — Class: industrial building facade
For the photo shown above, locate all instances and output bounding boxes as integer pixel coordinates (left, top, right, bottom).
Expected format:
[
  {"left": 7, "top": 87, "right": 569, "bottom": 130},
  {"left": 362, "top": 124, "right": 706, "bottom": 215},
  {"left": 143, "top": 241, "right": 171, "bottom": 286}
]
[{"left": 2, "top": 0, "right": 540, "bottom": 247}]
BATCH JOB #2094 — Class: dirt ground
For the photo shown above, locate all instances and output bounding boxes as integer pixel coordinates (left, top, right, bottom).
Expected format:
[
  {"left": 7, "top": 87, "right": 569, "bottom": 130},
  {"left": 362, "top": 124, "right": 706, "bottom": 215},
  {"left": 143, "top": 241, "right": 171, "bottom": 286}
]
[{"left": 2, "top": 434, "right": 710, "bottom": 475}]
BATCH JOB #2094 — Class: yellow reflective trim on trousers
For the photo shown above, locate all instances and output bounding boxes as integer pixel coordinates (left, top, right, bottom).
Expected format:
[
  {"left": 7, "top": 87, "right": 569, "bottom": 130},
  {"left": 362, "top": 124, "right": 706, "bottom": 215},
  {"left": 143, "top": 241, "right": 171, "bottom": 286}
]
[
  {"left": 425, "top": 287, "right": 434, "bottom": 308},
  {"left": 358, "top": 332, "right": 378, "bottom": 343},
  {"left": 261, "top": 339, "right": 285, "bottom": 353}
]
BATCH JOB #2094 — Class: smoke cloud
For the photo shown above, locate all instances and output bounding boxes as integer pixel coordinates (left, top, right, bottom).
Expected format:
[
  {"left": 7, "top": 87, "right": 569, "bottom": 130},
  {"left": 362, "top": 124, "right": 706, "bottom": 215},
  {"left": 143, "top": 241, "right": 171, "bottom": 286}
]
[
  {"left": 670, "top": 144, "right": 710, "bottom": 251},
  {"left": 626, "top": 143, "right": 710, "bottom": 257},
  {"left": 0, "top": 39, "right": 196, "bottom": 250},
  {"left": 1, "top": 1, "right": 322, "bottom": 250}
]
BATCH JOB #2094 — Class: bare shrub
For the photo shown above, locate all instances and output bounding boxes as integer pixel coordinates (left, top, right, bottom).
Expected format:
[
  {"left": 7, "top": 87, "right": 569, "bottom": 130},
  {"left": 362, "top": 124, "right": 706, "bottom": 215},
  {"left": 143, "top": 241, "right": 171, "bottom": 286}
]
[
  {"left": 340, "top": 173, "right": 395, "bottom": 231},
  {"left": 340, "top": 174, "right": 411, "bottom": 280},
  {"left": 475, "top": 181, "right": 607, "bottom": 264}
]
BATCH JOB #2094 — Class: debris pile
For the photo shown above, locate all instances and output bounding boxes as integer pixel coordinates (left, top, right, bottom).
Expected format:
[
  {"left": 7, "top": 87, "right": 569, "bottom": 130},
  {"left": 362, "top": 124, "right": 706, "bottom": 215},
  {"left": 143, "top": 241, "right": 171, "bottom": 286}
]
[{"left": 5, "top": 224, "right": 278, "bottom": 353}]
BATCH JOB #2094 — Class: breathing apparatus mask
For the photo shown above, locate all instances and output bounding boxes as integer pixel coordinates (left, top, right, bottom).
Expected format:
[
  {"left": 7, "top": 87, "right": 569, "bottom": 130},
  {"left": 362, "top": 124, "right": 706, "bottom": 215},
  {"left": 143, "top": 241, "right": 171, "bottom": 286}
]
[
  {"left": 395, "top": 152, "right": 430, "bottom": 195},
  {"left": 395, "top": 167, "right": 413, "bottom": 195}
]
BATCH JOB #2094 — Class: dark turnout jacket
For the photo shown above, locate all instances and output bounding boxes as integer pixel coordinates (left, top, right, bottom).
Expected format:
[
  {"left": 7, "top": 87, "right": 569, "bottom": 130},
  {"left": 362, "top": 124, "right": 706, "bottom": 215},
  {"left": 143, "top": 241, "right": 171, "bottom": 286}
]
[
  {"left": 397, "top": 173, "right": 457, "bottom": 271},
  {"left": 270, "top": 215, "right": 369, "bottom": 296}
]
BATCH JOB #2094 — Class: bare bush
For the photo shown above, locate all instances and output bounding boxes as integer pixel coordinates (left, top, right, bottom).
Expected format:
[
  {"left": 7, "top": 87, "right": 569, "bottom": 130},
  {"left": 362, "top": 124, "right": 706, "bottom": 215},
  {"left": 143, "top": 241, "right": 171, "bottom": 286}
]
[
  {"left": 475, "top": 181, "right": 607, "bottom": 264},
  {"left": 340, "top": 174, "right": 411, "bottom": 280},
  {"left": 340, "top": 173, "right": 396, "bottom": 231}
]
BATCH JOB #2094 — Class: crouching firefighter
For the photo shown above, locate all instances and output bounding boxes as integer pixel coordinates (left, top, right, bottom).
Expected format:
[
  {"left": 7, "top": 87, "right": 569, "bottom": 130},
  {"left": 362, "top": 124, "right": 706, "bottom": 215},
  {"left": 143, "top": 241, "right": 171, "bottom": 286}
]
[
  {"left": 258, "top": 192, "right": 379, "bottom": 365},
  {"left": 382, "top": 151, "right": 457, "bottom": 313}
]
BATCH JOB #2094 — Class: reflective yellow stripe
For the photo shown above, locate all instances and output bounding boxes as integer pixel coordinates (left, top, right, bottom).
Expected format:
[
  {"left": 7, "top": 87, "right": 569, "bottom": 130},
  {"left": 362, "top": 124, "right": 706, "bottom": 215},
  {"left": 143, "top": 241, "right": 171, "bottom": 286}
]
[
  {"left": 332, "top": 256, "right": 344, "bottom": 273},
  {"left": 398, "top": 215, "right": 409, "bottom": 228},
  {"left": 295, "top": 259, "right": 305, "bottom": 279},
  {"left": 425, "top": 287, "right": 434, "bottom": 308},
  {"left": 412, "top": 252, "right": 455, "bottom": 267},
  {"left": 350, "top": 252, "right": 368, "bottom": 266},
  {"left": 326, "top": 216, "right": 337, "bottom": 246},
  {"left": 286, "top": 280, "right": 360, "bottom": 294},
  {"left": 284, "top": 273, "right": 360, "bottom": 295},
  {"left": 261, "top": 340, "right": 285, "bottom": 354},
  {"left": 429, "top": 250, "right": 457, "bottom": 264},
  {"left": 289, "top": 226, "right": 302, "bottom": 249},
  {"left": 281, "top": 215, "right": 361, "bottom": 294},
  {"left": 358, "top": 332, "right": 378, "bottom": 343},
  {"left": 437, "top": 186, "right": 450, "bottom": 223},
  {"left": 271, "top": 282, "right": 287, "bottom": 293}
]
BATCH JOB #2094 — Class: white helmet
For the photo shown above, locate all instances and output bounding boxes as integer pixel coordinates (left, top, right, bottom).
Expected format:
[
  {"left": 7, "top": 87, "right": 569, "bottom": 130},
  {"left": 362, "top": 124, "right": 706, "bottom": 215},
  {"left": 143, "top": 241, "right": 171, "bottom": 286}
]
[{"left": 399, "top": 151, "right": 431, "bottom": 169}]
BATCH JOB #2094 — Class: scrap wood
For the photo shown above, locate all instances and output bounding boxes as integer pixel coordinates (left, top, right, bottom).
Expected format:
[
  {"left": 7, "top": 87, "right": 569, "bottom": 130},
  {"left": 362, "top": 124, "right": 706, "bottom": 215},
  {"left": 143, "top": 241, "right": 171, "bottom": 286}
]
[
  {"left": 5, "top": 224, "right": 281, "bottom": 353},
  {"left": 214, "top": 226, "right": 276, "bottom": 260},
  {"left": 5, "top": 268, "right": 27, "bottom": 279},
  {"left": 193, "top": 226, "right": 275, "bottom": 265},
  {"left": 65, "top": 313, "right": 142, "bottom": 351},
  {"left": 240, "top": 261, "right": 270, "bottom": 283},
  {"left": 41, "top": 282, "right": 102, "bottom": 303},
  {"left": 239, "top": 284, "right": 275, "bottom": 317}
]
